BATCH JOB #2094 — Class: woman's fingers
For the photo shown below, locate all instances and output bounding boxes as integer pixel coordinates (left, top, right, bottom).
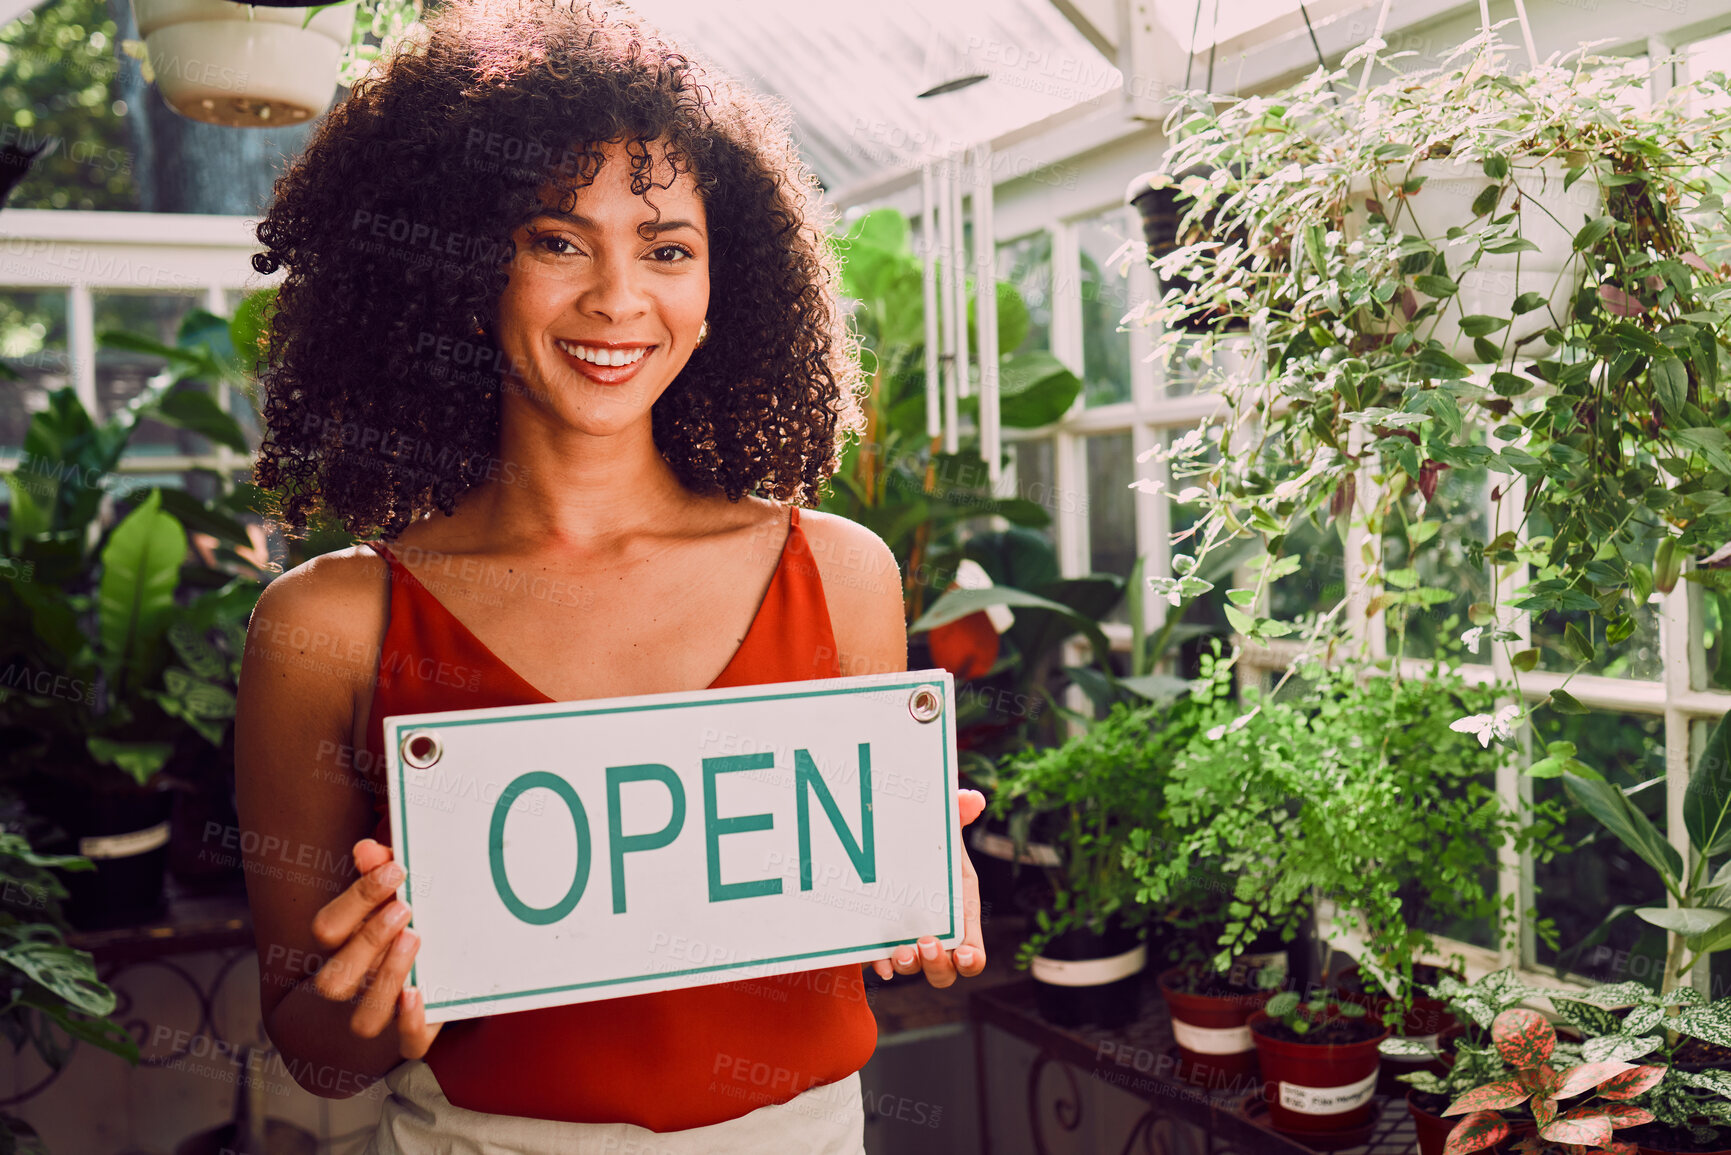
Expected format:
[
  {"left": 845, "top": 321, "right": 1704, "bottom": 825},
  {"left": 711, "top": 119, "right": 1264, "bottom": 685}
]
[
  {"left": 914, "top": 936, "right": 959, "bottom": 988},
  {"left": 396, "top": 983, "right": 443, "bottom": 1060},
  {"left": 353, "top": 838, "right": 393, "bottom": 876},
  {"left": 870, "top": 958, "right": 895, "bottom": 981},
  {"left": 352, "top": 927, "right": 418, "bottom": 1039},
  {"left": 954, "top": 839, "right": 987, "bottom": 978},
  {"left": 958, "top": 788, "right": 985, "bottom": 827},
  {"left": 309, "top": 899, "right": 413, "bottom": 1002},
  {"left": 310, "top": 858, "right": 403, "bottom": 954}
]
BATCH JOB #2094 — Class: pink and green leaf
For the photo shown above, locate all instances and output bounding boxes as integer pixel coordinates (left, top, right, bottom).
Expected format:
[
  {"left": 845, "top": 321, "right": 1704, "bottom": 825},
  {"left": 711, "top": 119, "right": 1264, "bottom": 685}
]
[
  {"left": 1493, "top": 1008, "right": 1557, "bottom": 1068},
  {"left": 1596, "top": 1064, "right": 1667, "bottom": 1100},
  {"left": 1555, "top": 1060, "right": 1636, "bottom": 1100},
  {"left": 1600, "top": 1103, "right": 1657, "bottom": 1128},
  {"left": 1444, "top": 1078, "right": 1534, "bottom": 1116},
  {"left": 1531, "top": 1094, "right": 1558, "bottom": 1129},
  {"left": 1443, "top": 1110, "right": 1512, "bottom": 1155},
  {"left": 1520, "top": 1065, "right": 1564, "bottom": 1096},
  {"left": 1539, "top": 1107, "right": 1614, "bottom": 1148}
]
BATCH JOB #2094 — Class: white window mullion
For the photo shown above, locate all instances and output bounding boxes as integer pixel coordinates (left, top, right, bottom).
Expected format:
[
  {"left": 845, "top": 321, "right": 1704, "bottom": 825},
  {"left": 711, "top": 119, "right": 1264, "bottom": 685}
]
[
  {"left": 68, "top": 284, "right": 96, "bottom": 417},
  {"left": 1490, "top": 460, "right": 1536, "bottom": 972},
  {"left": 1661, "top": 561, "right": 1708, "bottom": 994}
]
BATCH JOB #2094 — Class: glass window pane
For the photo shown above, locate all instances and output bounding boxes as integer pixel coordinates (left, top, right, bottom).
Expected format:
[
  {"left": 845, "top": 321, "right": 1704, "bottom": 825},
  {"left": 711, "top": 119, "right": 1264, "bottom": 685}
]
[
  {"left": 1013, "top": 438, "right": 1056, "bottom": 547},
  {"left": 1526, "top": 513, "right": 1662, "bottom": 681},
  {"left": 1265, "top": 512, "right": 1346, "bottom": 625},
  {"left": 1167, "top": 447, "right": 1238, "bottom": 678},
  {"left": 996, "top": 232, "right": 1051, "bottom": 357},
  {"left": 1533, "top": 710, "right": 1669, "bottom": 986},
  {"left": 1386, "top": 461, "right": 1492, "bottom": 663},
  {"left": 1701, "top": 587, "right": 1731, "bottom": 692},
  {"left": 93, "top": 292, "right": 204, "bottom": 457},
  {"left": 0, "top": 289, "right": 70, "bottom": 451},
  {"left": 1084, "top": 430, "right": 1134, "bottom": 624},
  {"left": 1077, "top": 211, "right": 1134, "bottom": 407}
]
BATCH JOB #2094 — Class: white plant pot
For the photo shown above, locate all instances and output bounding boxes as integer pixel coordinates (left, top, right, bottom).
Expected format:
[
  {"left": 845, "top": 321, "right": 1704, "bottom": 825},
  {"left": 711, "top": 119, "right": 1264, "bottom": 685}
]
[
  {"left": 1346, "top": 157, "right": 1604, "bottom": 363},
  {"left": 130, "top": 0, "right": 356, "bottom": 128}
]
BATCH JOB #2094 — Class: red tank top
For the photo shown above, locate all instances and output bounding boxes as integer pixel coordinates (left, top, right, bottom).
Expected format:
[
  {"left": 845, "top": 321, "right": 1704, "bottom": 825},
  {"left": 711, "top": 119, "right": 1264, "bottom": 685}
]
[{"left": 359, "top": 504, "right": 878, "bottom": 1131}]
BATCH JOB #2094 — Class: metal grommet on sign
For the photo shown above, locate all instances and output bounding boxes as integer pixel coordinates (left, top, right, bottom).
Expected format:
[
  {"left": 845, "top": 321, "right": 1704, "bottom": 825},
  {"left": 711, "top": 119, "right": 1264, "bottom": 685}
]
[
  {"left": 908, "top": 685, "right": 943, "bottom": 723},
  {"left": 401, "top": 730, "right": 442, "bottom": 769}
]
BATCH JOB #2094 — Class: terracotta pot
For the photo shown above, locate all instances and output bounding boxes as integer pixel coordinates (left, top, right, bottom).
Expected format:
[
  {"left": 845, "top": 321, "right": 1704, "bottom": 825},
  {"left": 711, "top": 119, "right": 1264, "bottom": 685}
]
[
  {"left": 1158, "top": 963, "right": 1273, "bottom": 1092},
  {"left": 1248, "top": 1005, "right": 1388, "bottom": 1135}
]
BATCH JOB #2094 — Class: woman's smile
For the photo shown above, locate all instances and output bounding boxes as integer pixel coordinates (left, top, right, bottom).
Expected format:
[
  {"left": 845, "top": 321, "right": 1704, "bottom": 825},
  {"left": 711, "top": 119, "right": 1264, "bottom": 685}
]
[{"left": 554, "top": 337, "right": 658, "bottom": 385}]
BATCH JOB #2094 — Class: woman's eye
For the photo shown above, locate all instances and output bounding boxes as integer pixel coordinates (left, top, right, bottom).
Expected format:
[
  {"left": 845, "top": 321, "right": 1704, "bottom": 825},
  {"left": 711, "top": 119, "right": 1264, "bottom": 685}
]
[
  {"left": 534, "top": 235, "right": 580, "bottom": 256},
  {"left": 652, "top": 244, "right": 694, "bottom": 263}
]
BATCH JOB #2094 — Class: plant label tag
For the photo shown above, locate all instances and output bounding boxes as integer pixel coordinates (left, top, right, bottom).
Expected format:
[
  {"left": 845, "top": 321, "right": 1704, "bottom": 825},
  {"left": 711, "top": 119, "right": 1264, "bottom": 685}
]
[
  {"left": 382, "top": 669, "right": 962, "bottom": 1024},
  {"left": 1277, "top": 1068, "right": 1380, "bottom": 1116}
]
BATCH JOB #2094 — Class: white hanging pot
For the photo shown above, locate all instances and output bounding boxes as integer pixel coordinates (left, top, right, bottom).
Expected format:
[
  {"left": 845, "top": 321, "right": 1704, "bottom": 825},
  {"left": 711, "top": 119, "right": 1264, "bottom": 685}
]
[
  {"left": 1346, "top": 156, "right": 1605, "bottom": 364},
  {"left": 130, "top": 0, "right": 356, "bottom": 128}
]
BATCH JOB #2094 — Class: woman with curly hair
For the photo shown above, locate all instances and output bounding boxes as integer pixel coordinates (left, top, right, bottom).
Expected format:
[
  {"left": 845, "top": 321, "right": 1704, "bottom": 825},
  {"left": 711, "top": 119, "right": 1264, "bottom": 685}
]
[{"left": 231, "top": 0, "right": 986, "bottom": 1150}]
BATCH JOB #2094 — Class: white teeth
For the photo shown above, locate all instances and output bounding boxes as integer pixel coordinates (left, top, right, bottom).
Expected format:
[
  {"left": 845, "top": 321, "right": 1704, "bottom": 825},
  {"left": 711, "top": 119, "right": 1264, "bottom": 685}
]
[{"left": 556, "top": 340, "right": 648, "bottom": 367}]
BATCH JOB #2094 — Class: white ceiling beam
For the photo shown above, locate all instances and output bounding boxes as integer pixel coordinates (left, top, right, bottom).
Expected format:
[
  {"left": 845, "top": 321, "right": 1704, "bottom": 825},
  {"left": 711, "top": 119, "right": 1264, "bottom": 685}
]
[
  {"left": 1049, "top": 0, "right": 1118, "bottom": 56},
  {"left": 0, "top": 0, "right": 44, "bottom": 27}
]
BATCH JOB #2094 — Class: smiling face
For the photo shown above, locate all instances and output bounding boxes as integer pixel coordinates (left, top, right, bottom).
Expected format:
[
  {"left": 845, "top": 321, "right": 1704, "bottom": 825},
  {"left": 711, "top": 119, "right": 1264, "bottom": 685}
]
[{"left": 493, "top": 137, "right": 710, "bottom": 438}]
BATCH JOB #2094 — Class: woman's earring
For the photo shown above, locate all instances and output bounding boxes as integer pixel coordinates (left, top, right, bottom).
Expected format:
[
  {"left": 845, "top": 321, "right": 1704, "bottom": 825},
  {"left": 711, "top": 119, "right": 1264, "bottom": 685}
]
[{"left": 696, "top": 319, "right": 710, "bottom": 349}]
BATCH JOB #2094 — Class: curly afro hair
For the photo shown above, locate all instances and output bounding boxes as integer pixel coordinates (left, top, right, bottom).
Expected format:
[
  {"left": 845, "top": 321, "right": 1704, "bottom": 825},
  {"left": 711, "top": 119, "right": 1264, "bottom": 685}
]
[{"left": 251, "top": 0, "right": 867, "bottom": 538}]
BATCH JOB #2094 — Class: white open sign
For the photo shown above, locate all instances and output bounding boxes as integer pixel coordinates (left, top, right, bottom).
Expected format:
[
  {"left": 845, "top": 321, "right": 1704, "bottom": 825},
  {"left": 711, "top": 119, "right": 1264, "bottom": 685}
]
[{"left": 382, "top": 669, "right": 962, "bottom": 1024}]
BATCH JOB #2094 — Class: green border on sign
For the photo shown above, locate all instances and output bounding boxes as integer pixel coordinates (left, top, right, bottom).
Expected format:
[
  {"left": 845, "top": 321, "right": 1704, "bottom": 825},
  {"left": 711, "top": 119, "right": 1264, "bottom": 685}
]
[{"left": 389, "top": 678, "right": 956, "bottom": 1010}]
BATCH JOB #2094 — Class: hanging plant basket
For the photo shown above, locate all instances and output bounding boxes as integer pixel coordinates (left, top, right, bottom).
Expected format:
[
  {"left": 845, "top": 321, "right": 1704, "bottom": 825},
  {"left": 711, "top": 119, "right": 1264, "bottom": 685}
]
[
  {"left": 1345, "top": 154, "right": 1604, "bottom": 363},
  {"left": 129, "top": 0, "right": 357, "bottom": 127}
]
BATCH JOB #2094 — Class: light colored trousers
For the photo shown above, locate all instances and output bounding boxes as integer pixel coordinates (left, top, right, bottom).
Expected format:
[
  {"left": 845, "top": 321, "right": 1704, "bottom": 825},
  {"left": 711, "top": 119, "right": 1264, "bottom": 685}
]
[{"left": 362, "top": 1059, "right": 866, "bottom": 1155}]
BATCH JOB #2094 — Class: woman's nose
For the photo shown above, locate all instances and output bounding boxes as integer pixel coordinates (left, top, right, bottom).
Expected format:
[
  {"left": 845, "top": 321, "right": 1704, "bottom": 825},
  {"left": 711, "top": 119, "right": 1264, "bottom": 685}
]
[{"left": 576, "top": 251, "right": 650, "bottom": 324}]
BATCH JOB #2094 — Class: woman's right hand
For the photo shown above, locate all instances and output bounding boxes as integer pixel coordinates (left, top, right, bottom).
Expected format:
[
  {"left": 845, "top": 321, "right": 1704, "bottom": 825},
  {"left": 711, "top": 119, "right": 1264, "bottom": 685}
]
[{"left": 305, "top": 838, "right": 443, "bottom": 1060}]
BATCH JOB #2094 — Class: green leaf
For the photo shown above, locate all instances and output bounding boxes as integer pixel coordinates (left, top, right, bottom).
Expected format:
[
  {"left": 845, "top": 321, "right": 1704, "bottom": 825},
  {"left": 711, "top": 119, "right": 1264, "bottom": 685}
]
[
  {"left": 85, "top": 737, "right": 173, "bottom": 786},
  {"left": 1633, "top": 906, "right": 1730, "bottom": 936},
  {"left": 1513, "top": 648, "right": 1540, "bottom": 672},
  {"left": 0, "top": 937, "right": 116, "bottom": 1018},
  {"left": 1563, "top": 772, "right": 1684, "bottom": 889},
  {"left": 1459, "top": 315, "right": 1510, "bottom": 338},
  {"left": 1573, "top": 216, "right": 1615, "bottom": 252},
  {"left": 148, "top": 388, "right": 249, "bottom": 453},
  {"left": 1416, "top": 347, "right": 1472, "bottom": 381},
  {"left": 1674, "top": 427, "right": 1731, "bottom": 475},
  {"left": 1674, "top": 1002, "right": 1731, "bottom": 1048},
  {"left": 1564, "top": 623, "right": 1595, "bottom": 663},
  {"left": 1512, "top": 291, "right": 1548, "bottom": 315},
  {"left": 97, "top": 490, "right": 188, "bottom": 699},
  {"left": 1684, "top": 709, "right": 1731, "bottom": 857},
  {"left": 994, "top": 351, "right": 1084, "bottom": 428},
  {"left": 228, "top": 287, "right": 277, "bottom": 379},
  {"left": 1414, "top": 274, "right": 1459, "bottom": 298},
  {"left": 1653, "top": 355, "right": 1688, "bottom": 422}
]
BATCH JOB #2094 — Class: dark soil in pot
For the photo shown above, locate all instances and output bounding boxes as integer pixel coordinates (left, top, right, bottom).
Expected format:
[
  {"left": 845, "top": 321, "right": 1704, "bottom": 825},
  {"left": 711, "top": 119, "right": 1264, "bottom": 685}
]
[
  {"left": 1673, "top": 1037, "right": 1731, "bottom": 1070},
  {"left": 1158, "top": 963, "right": 1274, "bottom": 1091},
  {"left": 1031, "top": 920, "right": 1145, "bottom": 1030}
]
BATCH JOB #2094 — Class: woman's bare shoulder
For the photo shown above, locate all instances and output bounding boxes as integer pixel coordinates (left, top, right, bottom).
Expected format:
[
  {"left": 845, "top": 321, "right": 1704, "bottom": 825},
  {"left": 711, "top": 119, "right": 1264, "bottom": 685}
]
[
  {"left": 794, "top": 508, "right": 906, "bottom": 676},
  {"left": 246, "top": 545, "right": 391, "bottom": 670}
]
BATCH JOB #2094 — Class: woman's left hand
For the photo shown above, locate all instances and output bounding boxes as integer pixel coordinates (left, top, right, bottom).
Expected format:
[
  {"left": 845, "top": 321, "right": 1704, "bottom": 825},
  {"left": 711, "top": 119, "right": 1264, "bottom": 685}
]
[{"left": 871, "top": 788, "right": 986, "bottom": 988}]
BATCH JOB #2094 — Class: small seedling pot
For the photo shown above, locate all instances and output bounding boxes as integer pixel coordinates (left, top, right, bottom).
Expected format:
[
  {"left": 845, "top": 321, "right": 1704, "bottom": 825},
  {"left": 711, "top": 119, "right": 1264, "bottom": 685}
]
[{"left": 1248, "top": 1004, "right": 1388, "bottom": 1136}]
